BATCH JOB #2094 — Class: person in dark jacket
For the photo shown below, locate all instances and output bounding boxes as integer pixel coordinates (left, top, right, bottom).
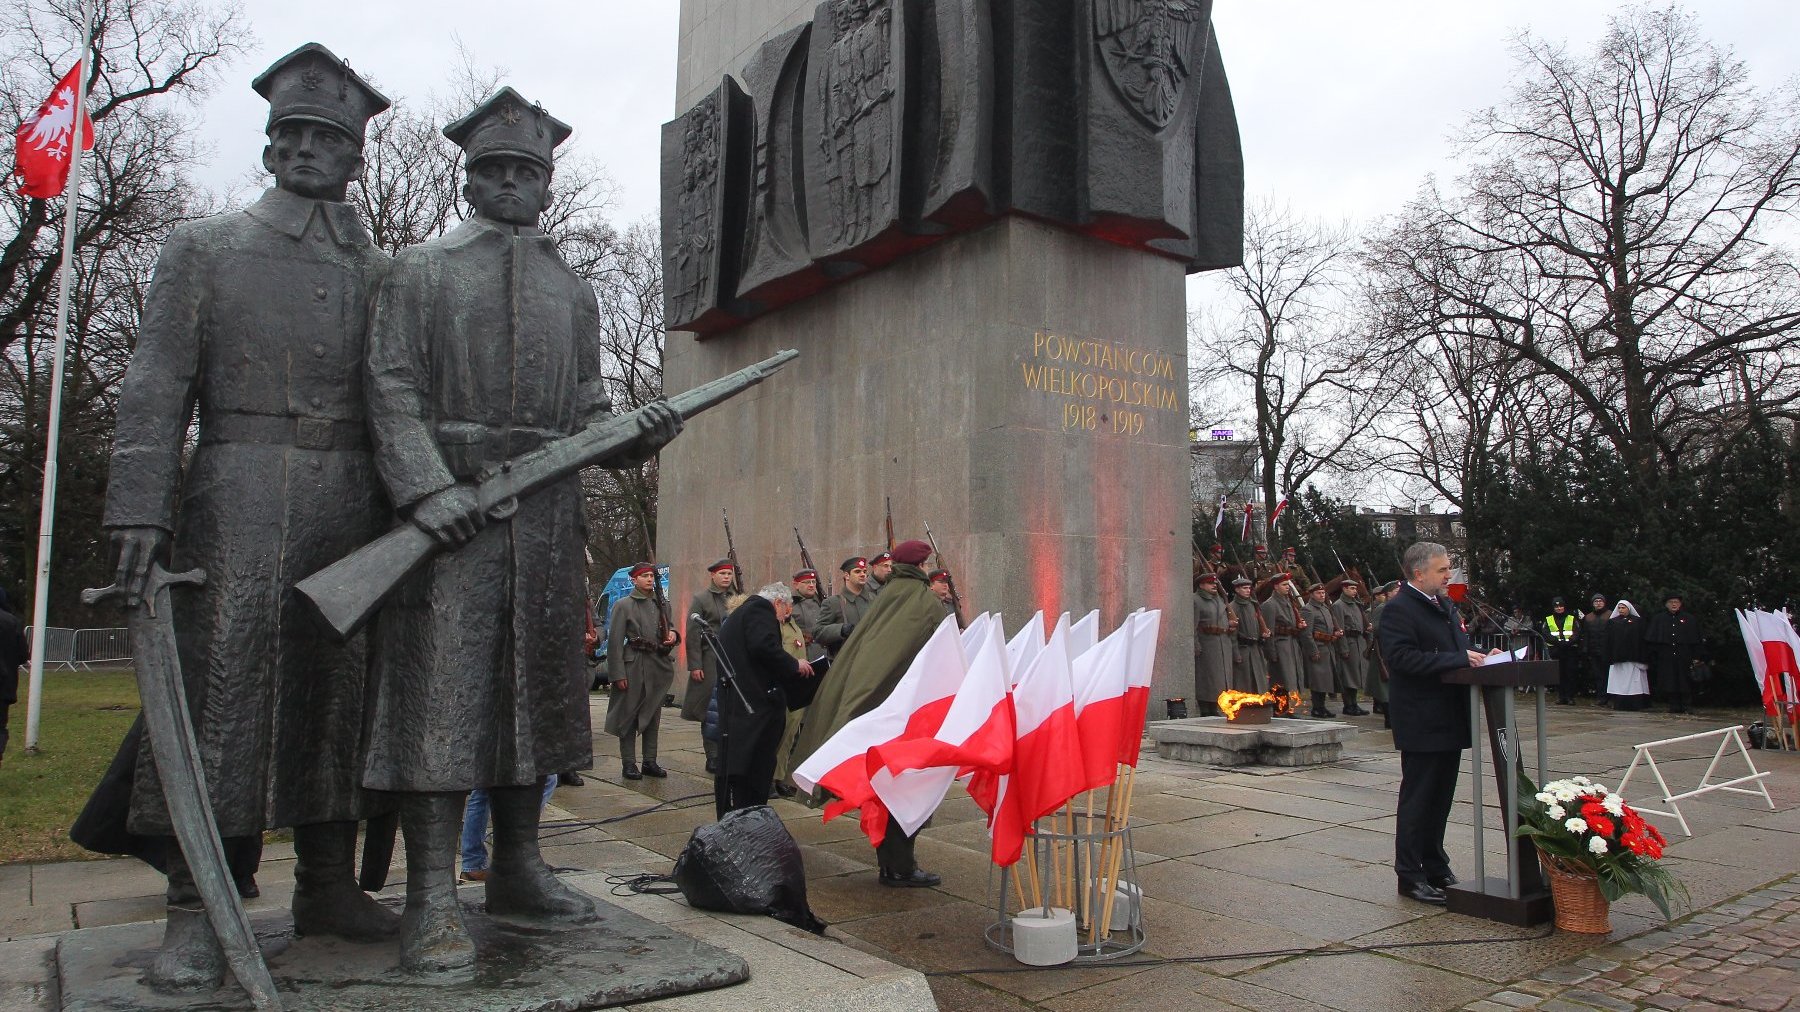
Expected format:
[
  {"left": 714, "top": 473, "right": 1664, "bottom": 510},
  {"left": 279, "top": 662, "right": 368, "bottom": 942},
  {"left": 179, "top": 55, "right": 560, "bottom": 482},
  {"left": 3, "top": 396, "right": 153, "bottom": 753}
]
[
  {"left": 713, "top": 584, "right": 815, "bottom": 818},
  {"left": 1581, "top": 594, "right": 1611, "bottom": 703},
  {"left": 1644, "top": 593, "right": 1704, "bottom": 714},
  {"left": 0, "top": 588, "right": 26, "bottom": 767},
  {"left": 1377, "top": 542, "right": 1496, "bottom": 906},
  {"left": 1604, "top": 600, "right": 1651, "bottom": 711}
]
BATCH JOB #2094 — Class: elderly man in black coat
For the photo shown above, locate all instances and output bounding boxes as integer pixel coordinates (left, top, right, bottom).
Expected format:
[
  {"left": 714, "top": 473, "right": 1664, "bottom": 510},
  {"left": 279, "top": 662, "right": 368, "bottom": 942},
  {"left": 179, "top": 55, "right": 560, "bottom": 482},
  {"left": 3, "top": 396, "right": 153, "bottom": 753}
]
[
  {"left": 713, "top": 583, "right": 817, "bottom": 818},
  {"left": 1377, "top": 541, "right": 1496, "bottom": 905}
]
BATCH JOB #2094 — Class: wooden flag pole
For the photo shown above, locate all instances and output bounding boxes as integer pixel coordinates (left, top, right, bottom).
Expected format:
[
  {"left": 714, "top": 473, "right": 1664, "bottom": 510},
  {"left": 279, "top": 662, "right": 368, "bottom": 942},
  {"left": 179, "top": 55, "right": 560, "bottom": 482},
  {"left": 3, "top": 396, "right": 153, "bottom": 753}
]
[{"left": 1096, "top": 764, "right": 1140, "bottom": 940}]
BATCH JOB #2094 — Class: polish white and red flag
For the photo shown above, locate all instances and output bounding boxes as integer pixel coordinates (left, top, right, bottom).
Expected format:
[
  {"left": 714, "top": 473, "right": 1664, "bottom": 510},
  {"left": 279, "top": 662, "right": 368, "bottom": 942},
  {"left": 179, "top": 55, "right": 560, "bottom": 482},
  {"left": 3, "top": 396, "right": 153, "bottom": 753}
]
[
  {"left": 970, "top": 617, "right": 1085, "bottom": 866},
  {"left": 1117, "top": 609, "right": 1164, "bottom": 767},
  {"left": 1070, "top": 617, "right": 1135, "bottom": 792},
  {"left": 1737, "top": 608, "right": 1800, "bottom": 723},
  {"left": 792, "top": 616, "right": 968, "bottom": 847},
  {"left": 13, "top": 62, "right": 94, "bottom": 199},
  {"left": 1006, "top": 610, "right": 1046, "bottom": 677},
  {"left": 1241, "top": 501, "right": 1255, "bottom": 541},
  {"left": 1067, "top": 609, "right": 1100, "bottom": 659},
  {"left": 869, "top": 617, "right": 1015, "bottom": 838},
  {"left": 1269, "top": 493, "right": 1290, "bottom": 528}
]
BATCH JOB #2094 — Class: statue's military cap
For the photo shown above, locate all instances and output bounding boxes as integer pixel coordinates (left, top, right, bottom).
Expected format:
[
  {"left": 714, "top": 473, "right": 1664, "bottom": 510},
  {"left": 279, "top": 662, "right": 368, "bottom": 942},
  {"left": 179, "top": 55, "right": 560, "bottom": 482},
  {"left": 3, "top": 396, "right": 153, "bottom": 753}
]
[
  {"left": 251, "top": 43, "right": 390, "bottom": 144},
  {"left": 443, "top": 87, "right": 572, "bottom": 171}
]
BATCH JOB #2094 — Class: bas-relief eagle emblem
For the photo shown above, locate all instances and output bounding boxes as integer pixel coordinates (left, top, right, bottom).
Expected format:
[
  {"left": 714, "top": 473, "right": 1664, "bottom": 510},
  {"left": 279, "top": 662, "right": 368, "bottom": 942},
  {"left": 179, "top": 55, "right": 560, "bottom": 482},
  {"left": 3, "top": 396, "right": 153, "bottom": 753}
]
[{"left": 1093, "top": 0, "right": 1211, "bottom": 130}]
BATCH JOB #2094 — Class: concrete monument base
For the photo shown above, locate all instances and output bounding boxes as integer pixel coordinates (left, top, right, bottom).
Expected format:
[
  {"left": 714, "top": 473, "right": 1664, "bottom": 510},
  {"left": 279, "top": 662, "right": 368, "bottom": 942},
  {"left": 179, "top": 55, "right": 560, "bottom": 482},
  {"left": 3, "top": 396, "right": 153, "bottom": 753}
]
[
  {"left": 55, "top": 887, "right": 749, "bottom": 1012},
  {"left": 1148, "top": 717, "right": 1359, "bottom": 767}
]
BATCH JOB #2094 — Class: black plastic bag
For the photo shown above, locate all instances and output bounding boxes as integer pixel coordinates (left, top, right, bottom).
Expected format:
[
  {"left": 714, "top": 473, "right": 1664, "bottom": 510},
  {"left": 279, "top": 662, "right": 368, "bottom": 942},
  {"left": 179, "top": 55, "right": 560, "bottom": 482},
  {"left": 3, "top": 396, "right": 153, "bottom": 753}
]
[{"left": 671, "top": 805, "right": 826, "bottom": 934}]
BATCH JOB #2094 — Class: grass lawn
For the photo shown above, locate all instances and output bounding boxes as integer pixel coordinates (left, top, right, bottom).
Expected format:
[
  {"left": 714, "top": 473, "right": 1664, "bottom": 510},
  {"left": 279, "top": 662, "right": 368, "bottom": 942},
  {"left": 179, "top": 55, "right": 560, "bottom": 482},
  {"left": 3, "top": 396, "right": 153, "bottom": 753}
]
[{"left": 0, "top": 668, "right": 138, "bottom": 865}]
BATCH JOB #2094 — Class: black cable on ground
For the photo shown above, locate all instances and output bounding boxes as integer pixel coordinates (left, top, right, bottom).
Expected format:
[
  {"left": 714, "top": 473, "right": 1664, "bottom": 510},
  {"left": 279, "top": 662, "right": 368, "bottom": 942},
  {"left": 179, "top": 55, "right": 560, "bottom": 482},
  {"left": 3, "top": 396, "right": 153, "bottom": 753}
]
[
  {"left": 535, "top": 791, "right": 713, "bottom": 841},
  {"left": 920, "top": 923, "right": 1556, "bottom": 976},
  {"left": 604, "top": 872, "right": 683, "bottom": 897}
]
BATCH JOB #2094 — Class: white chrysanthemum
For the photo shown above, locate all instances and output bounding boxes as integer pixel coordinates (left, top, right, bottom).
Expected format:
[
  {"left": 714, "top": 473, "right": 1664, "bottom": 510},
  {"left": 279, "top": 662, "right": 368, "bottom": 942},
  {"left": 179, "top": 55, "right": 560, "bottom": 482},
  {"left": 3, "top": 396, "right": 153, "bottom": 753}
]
[
  {"left": 1572, "top": 775, "right": 1593, "bottom": 785},
  {"left": 1565, "top": 817, "right": 1588, "bottom": 834},
  {"left": 1553, "top": 787, "right": 1579, "bottom": 803},
  {"left": 1546, "top": 803, "right": 1566, "bottom": 820},
  {"left": 1589, "top": 836, "right": 1609, "bottom": 855},
  {"left": 1536, "top": 792, "right": 1555, "bottom": 805},
  {"left": 1602, "top": 795, "right": 1625, "bottom": 817}
]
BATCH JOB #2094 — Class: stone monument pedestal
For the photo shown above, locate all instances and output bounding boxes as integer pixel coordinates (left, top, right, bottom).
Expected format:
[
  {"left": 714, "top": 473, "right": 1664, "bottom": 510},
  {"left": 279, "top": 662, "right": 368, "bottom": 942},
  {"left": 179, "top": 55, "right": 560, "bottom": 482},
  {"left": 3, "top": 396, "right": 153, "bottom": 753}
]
[
  {"left": 660, "top": 215, "right": 1195, "bottom": 699},
  {"left": 55, "top": 888, "right": 749, "bottom": 1012}
]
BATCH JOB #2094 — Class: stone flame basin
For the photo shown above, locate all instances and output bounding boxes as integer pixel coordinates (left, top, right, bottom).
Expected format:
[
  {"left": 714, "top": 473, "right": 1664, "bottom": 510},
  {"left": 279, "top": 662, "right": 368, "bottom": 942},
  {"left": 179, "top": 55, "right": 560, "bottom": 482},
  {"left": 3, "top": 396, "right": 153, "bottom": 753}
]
[{"left": 1148, "top": 717, "right": 1358, "bottom": 767}]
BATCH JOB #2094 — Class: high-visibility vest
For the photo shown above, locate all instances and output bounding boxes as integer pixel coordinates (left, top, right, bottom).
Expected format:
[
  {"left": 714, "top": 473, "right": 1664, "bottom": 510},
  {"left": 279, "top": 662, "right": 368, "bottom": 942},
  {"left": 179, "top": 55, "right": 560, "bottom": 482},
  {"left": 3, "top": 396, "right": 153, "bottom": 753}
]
[{"left": 1544, "top": 613, "right": 1576, "bottom": 641}]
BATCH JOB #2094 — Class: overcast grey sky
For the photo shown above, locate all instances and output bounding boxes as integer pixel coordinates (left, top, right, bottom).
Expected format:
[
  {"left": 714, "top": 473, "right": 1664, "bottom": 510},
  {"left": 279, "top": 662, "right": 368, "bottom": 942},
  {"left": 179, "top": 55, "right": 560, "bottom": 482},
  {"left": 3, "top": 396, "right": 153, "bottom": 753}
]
[
  {"left": 164, "top": 3, "right": 1798, "bottom": 511},
  {"left": 191, "top": 2, "right": 1800, "bottom": 239}
]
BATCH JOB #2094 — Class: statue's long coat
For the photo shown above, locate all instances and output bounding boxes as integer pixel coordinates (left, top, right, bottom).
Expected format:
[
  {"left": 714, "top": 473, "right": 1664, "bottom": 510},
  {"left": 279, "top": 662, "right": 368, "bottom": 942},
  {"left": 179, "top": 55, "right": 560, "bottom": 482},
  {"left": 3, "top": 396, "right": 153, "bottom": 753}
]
[
  {"left": 362, "top": 216, "right": 629, "bottom": 792},
  {"left": 103, "top": 188, "right": 389, "bottom": 836}
]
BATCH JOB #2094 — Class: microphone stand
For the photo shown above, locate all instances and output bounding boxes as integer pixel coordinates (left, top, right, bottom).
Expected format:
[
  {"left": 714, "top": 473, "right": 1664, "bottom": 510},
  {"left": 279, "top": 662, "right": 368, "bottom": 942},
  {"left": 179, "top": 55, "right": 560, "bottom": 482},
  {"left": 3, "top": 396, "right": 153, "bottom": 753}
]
[{"left": 692, "top": 612, "right": 757, "bottom": 818}]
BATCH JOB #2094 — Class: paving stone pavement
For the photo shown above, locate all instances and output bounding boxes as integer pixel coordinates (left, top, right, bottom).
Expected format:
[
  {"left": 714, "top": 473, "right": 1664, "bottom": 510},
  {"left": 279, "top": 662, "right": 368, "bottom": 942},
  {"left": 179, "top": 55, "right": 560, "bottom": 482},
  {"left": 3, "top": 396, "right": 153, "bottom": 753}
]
[
  {"left": 2, "top": 695, "right": 1795, "bottom": 1011},
  {"left": 1458, "top": 877, "right": 1800, "bottom": 1012}
]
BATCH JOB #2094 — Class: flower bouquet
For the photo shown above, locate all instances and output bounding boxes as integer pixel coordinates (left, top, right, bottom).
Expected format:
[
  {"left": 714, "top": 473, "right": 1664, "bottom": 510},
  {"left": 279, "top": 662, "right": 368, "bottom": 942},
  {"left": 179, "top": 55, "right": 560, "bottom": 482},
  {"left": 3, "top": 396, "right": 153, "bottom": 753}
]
[{"left": 1516, "top": 775, "right": 1687, "bottom": 931}]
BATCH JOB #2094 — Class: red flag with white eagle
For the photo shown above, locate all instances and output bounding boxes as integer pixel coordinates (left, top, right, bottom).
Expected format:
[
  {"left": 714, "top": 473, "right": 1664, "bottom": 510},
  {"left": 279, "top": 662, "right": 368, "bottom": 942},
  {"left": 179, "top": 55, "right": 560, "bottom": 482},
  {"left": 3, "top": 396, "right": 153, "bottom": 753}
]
[{"left": 14, "top": 61, "right": 94, "bottom": 199}]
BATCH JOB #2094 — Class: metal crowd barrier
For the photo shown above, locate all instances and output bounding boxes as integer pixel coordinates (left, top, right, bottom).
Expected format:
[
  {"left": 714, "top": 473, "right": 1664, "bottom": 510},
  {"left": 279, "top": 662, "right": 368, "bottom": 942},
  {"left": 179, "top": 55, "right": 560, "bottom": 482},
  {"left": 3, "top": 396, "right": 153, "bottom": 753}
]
[{"left": 23, "top": 626, "right": 131, "bottom": 670}]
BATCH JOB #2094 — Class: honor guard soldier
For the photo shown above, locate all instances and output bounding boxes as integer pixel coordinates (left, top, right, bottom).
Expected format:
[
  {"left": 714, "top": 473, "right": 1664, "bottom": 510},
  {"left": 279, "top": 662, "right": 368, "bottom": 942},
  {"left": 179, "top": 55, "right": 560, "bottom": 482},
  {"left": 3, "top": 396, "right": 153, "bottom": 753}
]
[
  {"left": 684, "top": 559, "right": 735, "bottom": 772},
  {"left": 790, "top": 568, "right": 824, "bottom": 650},
  {"left": 868, "top": 550, "right": 895, "bottom": 596},
  {"left": 1301, "top": 583, "right": 1341, "bottom": 717},
  {"left": 1260, "top": 574, "right": 1306, "bottom": 702},
  {"left": 1333, "top": 580, "right": 1371, "bottom": 716},
  {"left": 928, "top": 569, "right": 957, "bottom": 617},
  {"left": 816, "top": 556, "right": 875, "bottom": 655},
  {"left": 1193, "top": 572, "right": 1234, "bottom": 715},
  {"left": 1229, "top": 576, "right": 1269, "bottom": 692}
]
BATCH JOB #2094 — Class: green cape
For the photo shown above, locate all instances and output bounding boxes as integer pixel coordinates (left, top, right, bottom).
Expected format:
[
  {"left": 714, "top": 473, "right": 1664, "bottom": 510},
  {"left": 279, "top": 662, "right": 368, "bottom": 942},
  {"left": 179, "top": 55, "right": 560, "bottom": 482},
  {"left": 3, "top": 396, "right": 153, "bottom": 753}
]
[{"left": 790, "top": 563, "right": 947, "bottom": 772}]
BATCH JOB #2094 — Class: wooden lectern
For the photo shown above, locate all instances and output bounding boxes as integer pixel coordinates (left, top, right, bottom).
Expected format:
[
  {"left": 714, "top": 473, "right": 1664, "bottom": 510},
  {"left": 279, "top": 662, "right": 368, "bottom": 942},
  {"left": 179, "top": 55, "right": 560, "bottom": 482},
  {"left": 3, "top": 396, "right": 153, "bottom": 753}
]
[{"left": 1440, "top": 660, "right": 1561, "bottom": 926}]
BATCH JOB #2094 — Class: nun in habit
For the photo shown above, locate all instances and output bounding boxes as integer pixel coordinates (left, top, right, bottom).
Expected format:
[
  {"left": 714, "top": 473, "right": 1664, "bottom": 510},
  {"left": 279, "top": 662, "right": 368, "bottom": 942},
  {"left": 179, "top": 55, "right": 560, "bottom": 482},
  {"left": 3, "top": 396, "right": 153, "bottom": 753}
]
[{"left": 1604, "top": 600, "right": 1651, "bottom": 712}]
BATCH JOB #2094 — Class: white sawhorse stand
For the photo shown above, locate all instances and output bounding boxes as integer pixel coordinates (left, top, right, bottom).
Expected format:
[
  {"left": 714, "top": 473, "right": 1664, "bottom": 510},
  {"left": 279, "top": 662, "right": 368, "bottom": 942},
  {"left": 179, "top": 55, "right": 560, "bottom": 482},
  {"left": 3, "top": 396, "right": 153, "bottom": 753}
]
[{"left": 1616, "top": 725, "right": 1776, "bottom": 836}]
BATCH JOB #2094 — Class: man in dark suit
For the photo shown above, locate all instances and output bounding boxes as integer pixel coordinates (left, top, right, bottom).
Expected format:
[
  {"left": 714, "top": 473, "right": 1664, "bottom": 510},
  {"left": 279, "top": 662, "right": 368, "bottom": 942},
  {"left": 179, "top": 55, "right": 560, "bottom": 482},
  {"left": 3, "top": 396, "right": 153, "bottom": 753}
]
[
  {"left": 1377, "top": 541, "right": 1496, "bottom": 905},
  {"left": 714, "top": 583, "right": 817, "bottom": 817}
]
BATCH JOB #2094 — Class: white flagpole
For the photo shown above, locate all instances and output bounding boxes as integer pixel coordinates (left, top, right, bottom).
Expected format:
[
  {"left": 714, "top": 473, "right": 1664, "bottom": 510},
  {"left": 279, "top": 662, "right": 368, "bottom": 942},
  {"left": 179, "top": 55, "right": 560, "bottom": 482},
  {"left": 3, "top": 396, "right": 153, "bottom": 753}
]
[{"left": 24, "top": 2, "right": 94, "bottom": 753}]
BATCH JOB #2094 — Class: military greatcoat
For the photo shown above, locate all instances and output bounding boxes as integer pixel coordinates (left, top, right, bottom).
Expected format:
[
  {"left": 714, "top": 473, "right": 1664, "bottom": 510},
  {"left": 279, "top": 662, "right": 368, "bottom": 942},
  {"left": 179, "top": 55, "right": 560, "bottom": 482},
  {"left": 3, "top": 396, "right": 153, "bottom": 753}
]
[
  {"left": 1228, "top": 595, "right": 1269, "bottom": 692},
  {"left": 362, "top": 215, "right": 634, "bottom": 792},
  {"left": 1260, "top": 594, "right": 1306, "bottom": 694},
  {"left": 815, "top": 586, "right": 874, "bottom": 655},
  {"left": 682, "top": 585, "right": 732, "bottom": 720},
  {"left": 103, "top": 189, "right": 390, "bottom": 837},
  {"left": 1192, "top": 588, "right": 1233, "bottom": 707},
  {"left": 603, "top": 590, "right": 677, "bottom": 738},
  {"left": 1301, "top": 599, "right": 1340, "bottom": 693},
  {"left": 1334, "top": 597, "right": 1370, "bottom": 693}
]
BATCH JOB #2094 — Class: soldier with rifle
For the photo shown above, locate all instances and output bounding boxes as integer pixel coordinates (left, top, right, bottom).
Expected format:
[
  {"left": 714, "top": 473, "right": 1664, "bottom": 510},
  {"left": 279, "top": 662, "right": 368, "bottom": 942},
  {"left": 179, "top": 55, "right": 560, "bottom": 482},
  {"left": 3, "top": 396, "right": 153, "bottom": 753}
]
[
  {"left": 792, "top": 528, "right": 827, "bottom": 647},
  {"left": 816, "top": 556, "right": 876, "bottom": 655},
  {"left": 1332, "top": 578, "right": 1372, "bottom": 716},
  {"left": 607, "top": 563, "right": 679, "bottom": 782},
  {"left": 1229, "top": 575, "right": 1270, "bottom": 692},
  {"left": 683, "top": 558, "right": 736, "bottom": 773},
  {"left": 1193, "top": 571, "right": 1234, "bottom": 715},
  {"left": 923, "top": 522, "right": 966, "bottom": 628},
  {"left": 868, "top": 550, "right": 895, "bottom": 597},
  {"left": 1260, "top": 573, "right": 1307, "bottom": 705},
  {"left": 1301, "top": 582, "right": 1342, "bottom": 718},
  {"left": 357, "top": 88, "right": 685, "bottom": 974}
]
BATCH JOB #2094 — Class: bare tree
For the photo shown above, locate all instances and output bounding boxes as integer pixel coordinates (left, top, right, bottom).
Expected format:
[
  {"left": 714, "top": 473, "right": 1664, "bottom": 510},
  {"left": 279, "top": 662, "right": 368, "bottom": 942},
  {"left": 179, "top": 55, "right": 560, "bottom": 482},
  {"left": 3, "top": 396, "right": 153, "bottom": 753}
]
[
  {"left": 1190, "top": 199, "right": 1394, "bottom": 539},
  {"left": 0, "top": 0, "right": 248, "bottom": 613},
  {"left": 1379, "top": 6, "right": 1800, "bottom": 489}
]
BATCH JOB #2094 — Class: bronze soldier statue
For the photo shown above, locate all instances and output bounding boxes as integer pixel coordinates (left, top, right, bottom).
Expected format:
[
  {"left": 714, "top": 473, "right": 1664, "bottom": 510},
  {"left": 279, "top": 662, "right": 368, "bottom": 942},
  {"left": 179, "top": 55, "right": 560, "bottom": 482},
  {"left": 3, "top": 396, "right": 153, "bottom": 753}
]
[
  {"left": 95, "top": 43, "right": 396, "bottom": 991},
  {"left": 360, "top": 87, "right": 683, "bottom": 974}
]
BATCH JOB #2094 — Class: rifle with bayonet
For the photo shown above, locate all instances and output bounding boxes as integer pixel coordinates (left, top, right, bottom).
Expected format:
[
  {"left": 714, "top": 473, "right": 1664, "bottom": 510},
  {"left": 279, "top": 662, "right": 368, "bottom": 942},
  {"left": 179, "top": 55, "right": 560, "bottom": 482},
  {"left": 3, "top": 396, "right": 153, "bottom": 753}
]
[
  {"left": 794, "top": 527, "right": 825, "bottom": 600},
  {"left": 298, "top": 349, "right": 800, "bottom": 639},
  {"left": 721, "top": 507, "right": 745, "bottom": 594},
  {"left": 884, "top": 496, "right": 896, "bottom": 552},
  {"left": 922, "top": 521, "right": 966, "bottom": 628}
]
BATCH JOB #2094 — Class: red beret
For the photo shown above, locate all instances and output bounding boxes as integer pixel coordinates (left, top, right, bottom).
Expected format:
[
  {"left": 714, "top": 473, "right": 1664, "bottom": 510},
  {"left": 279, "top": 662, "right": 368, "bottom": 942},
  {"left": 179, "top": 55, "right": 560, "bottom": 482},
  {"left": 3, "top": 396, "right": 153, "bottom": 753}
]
[
  {"left": 892, "top": 539, "right": 931, "bottom": 566},
  {"left": 629, "top": 562, "right": 657, "bottom": 578}
]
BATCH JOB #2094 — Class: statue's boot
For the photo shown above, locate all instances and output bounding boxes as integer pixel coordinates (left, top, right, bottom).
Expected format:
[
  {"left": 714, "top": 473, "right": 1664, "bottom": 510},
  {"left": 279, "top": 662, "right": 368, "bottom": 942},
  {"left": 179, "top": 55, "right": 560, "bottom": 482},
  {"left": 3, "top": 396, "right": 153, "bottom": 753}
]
[
  {"left": 147, "top": 846, "right": 226, "bottom": 992},
  {"left": 486, "top": 780, "right": 600, "bottom": 924},
  {"left": 292, "top": 820, "right": 400, "bottom": 941},
  {"left": 399, "top": 793, "right": 476, "bottom": 974}
]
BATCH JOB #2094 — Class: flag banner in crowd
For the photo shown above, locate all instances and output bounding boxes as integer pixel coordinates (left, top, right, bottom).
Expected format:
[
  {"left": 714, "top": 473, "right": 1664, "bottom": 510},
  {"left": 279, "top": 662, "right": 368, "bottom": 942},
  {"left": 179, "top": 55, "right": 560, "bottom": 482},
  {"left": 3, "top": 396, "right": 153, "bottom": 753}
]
[
  {"left": 13, "top": 61, "right": 95, "bottom": 198},
  {"left": 798, "top": 608, "right": 1162, "bottom": 865},
  {"left": 1241, "top": 501, "right": 1255, "bottom": 541},
  {"left": 1269, "top": 494, "right": 1289, "bottom": 527},
  {"left": 1213, "top": 493, "right": 1229, "bottom": 536},
  {"left": 1736, "top": 608, "right": 1800, "bottom": 721}
]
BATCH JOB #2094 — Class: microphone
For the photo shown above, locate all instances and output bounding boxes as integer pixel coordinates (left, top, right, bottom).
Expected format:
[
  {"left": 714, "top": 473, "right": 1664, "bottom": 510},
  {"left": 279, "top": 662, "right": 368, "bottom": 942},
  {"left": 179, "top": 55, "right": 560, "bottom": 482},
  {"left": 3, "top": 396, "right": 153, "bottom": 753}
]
[{"left": 690, "top": 612, "right": 713, "bottom": 630}]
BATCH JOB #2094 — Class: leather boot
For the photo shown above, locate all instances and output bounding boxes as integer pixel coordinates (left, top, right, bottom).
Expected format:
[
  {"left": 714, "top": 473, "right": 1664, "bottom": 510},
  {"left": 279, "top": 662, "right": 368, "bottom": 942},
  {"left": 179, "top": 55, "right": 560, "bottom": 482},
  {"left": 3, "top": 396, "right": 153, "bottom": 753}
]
[
  {"left": 1310, "top": 691, "right": 1336, "bottom": 718},
  {"left": 486, "top": 780, "right": 600, "bottom": 924},
  {"left": 292, "top": 820, "right": 400, "bottom": 941},
  {"left": 399, "top": 793, "right": 476, "bottom": 974},
  {"left": 147, "top": 844, "right": 226, "bottom": 993},
  {"left": 1341, "top": 691, "right": 1369, "bottom": 716}
]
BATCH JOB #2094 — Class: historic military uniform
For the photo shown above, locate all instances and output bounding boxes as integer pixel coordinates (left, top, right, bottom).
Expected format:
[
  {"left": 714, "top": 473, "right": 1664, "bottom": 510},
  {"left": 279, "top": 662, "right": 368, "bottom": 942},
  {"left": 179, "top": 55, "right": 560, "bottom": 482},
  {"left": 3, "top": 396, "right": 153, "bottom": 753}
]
[
  {"left": 683, "top": 561, "right": 734, "bottom": 770},
  {"left": 1229, "top": 578, "right": 1269, "bottom": 692},
  {"left": 604, "top": 578, "right": 678, "bottom": 772},
  {"left": 867, "top": 550, "right": 894, "bottom": 598},
  {"left": 1302, "top": 590, "right": 1340, "bottom": 717},
  {"left": 791, "top": 568, "right": 824, "bottom": 651},
  {"left": 1334, "top": 584, "right": 1371, "bottom": 715},
  {"left": 1192, "top": 575, "right": 1233, "bottom": 714},
  {"left": 816, "top": 557, "right": 875, "bottom": 655},
  {"left": 1260, "top": 577, "right": 1306, "bottom": 697}
]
